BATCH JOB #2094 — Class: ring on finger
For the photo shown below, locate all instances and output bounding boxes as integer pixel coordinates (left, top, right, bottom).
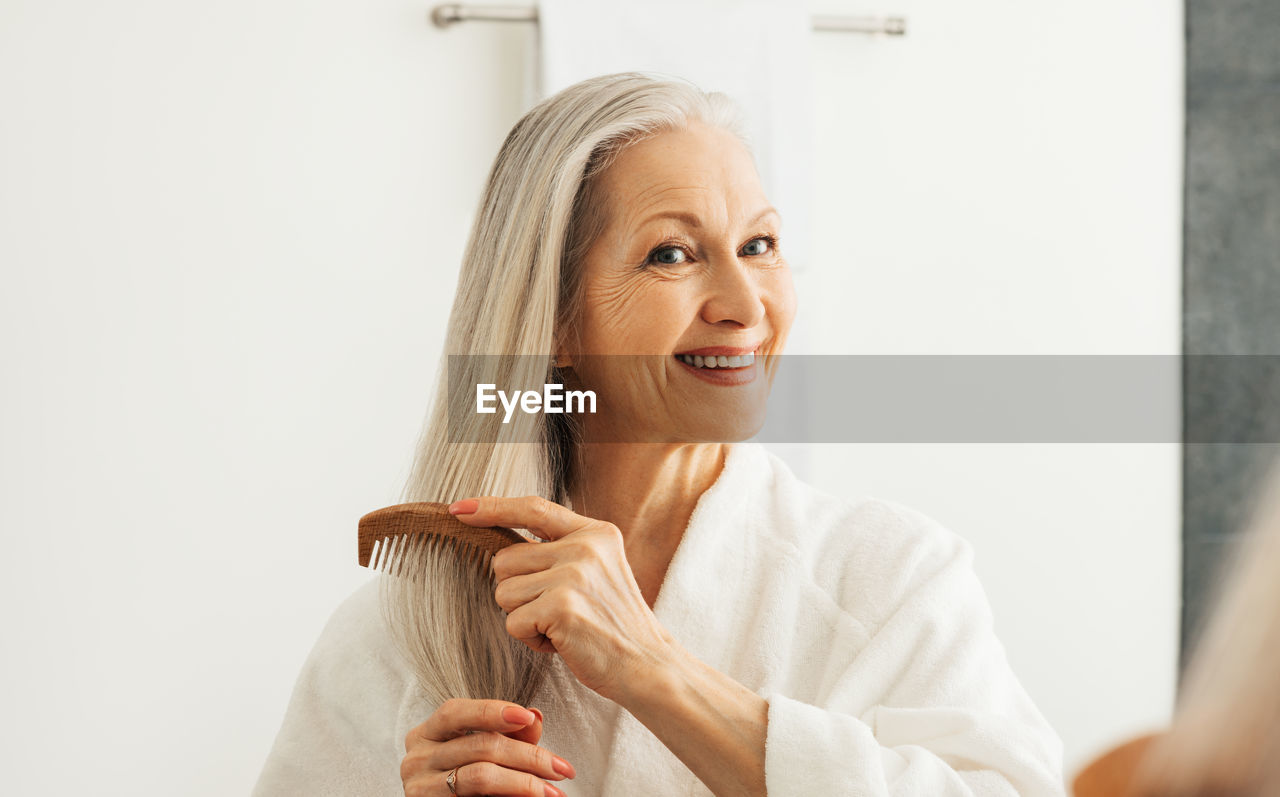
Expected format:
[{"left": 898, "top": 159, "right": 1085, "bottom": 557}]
[{"left": 446, "top": 766, "right": 458, "bottom": 795}]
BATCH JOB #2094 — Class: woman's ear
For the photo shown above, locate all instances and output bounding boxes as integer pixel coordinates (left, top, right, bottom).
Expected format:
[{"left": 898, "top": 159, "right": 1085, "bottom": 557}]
[{"left": 552, "top": 327, "right": 575, "bottom": 369}]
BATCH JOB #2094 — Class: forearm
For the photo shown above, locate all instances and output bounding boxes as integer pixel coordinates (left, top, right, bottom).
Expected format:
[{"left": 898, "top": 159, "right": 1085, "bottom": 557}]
[{"left": 613, "top": 641, "right": 768, "bottom": 796}]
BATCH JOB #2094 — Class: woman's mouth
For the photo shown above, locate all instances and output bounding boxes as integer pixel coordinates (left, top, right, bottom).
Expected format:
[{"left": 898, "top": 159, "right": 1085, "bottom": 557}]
[
  {"left": 671, "top": 347, "right": 760, "bottom": 385},
  {"left": 674, "top": 352, "right": 756, "bottom": 369}
]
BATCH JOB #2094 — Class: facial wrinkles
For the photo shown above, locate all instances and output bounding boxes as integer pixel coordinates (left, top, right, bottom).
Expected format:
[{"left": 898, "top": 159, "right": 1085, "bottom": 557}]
[
  {"left": 588, "top": 184, "right": 781, "bottom": 352},
  {"left": 579, "top": 272, "right": 681, "bottom": 404},
  {"left": 581, "top": 268, "right": 652, "bottom": 349},
  {"left": 577, "top": 199, "right": 697, "bottom": 414},
  {"left": 622, "top": 184, "right": 734, "bottom": 262},
  {"left": 583, "top": 184, "right": 710, "bottom": 350}
]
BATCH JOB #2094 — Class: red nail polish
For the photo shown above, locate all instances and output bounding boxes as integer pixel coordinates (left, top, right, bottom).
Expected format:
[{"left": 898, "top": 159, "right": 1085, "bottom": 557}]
[
  {"left": 501, "top": 705, "right": 535, "bottom": 726},
  {"left": 552, "top": 755, "right": 575, "bottom": 779},
  {"left": 448, "top": 498, "right": 479, "bottom": 515}
]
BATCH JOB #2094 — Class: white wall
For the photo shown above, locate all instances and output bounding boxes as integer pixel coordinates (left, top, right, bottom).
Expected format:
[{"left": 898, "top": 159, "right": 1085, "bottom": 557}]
[
  {"left": 0, "top": 1, "right": 1181, "bottom": 793},
  {"left": 790, "top": 0, "right": 1184, "bottom": 779}
]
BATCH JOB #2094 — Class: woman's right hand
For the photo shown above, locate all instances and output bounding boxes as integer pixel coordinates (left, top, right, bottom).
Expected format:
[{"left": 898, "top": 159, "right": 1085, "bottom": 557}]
[{"left": 401, "top": 698, "right": 576, "bottom": 797}]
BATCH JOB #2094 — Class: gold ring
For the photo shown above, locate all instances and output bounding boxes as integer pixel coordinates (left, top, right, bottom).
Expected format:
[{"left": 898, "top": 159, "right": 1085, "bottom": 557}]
[{"left": 446, "top": 766, "right": 458, "bottom": 795}]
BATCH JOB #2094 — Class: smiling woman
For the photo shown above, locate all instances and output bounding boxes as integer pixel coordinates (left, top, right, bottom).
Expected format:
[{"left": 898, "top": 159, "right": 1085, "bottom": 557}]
[{"left": 253, "top": 72, "right": 1066, "bottom": 797}]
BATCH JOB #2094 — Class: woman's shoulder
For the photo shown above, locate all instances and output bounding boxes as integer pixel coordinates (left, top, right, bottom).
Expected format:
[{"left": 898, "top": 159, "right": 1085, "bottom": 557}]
[
  {"left": 750, "top": 446, "right": 969, "bottom": 556},
  {"left": 746, "top": 445, "right": 975, "bottom": 618},
  {"left": 254, "top": 577, "right": 417, "bottom": 795},
  {"left": 302, "top": 573, "right": 417, "bottom": 695}
]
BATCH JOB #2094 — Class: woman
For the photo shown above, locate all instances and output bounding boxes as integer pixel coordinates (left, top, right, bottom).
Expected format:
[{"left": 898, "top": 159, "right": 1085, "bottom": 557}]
[
  {"left": 1073, "top": 455, "right": 1280, "bottom": 797},
  {"left": 254, "top": 72, "right": 1064, "bottom": 796}
]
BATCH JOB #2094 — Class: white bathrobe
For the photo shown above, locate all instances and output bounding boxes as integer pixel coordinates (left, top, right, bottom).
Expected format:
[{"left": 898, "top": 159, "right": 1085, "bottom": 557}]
[{"left": 253, "top": 443, "right": 1065, "bottom": 796}]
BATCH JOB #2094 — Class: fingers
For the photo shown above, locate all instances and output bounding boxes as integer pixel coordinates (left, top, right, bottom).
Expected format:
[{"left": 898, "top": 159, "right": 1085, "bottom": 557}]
[
  {"left": 492, "top": 541, "right": 561, "bottom": 580},
  {"left": 402, "top": 702, "right": 574, "bottom": 797},
  {"left": 449, "top": 495, "right": 593, "bottom": 541},
  {"left": 447, "top": 761, "right": 569, "bottom": 797},
  {"left": 431, "top": 730, "right": 571, "bottom": 784},
  {"left": 504, "top": 706, "right": 543, "bottom": 746},
  {"left": 505, "top": 602, "right": 561, "bottom": 654},
  {"left": 409, "top": 698, "right": 538, "bottom": 746},
  {"left": 493, "top": 570, "right": 556, "bottom": 613}
]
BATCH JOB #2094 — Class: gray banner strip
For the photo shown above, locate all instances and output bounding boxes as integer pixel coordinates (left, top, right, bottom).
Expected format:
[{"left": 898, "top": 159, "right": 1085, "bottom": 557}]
[{"left": 445, "top": 355, "right": 1280, "bottom": 443}]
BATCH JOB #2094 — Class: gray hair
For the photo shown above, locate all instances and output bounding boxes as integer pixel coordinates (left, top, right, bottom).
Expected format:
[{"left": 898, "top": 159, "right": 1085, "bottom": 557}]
[{"left": 380, "top": 72, "right": 749, "bottom": 708}]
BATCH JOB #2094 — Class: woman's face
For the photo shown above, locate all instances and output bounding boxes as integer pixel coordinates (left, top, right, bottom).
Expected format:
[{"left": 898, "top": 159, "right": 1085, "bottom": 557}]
[{"left": 561, "top": 120, "right": 797, "bottom": 443}]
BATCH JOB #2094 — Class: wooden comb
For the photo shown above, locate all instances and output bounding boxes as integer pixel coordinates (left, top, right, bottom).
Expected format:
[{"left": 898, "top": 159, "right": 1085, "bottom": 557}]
[{"left": 358, "top": 501, "right": 527, "bottom": 578}]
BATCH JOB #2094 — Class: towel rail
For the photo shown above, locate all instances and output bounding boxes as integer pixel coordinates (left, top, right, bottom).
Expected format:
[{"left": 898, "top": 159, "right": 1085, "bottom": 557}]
[{"left": 429, "top": 4, "right": 907, "bottom": 36}]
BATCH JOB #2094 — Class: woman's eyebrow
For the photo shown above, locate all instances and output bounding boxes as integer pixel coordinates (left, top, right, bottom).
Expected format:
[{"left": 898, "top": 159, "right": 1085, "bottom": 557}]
[
  {"left": 638, "top": 210, "right": 703, "bottom": 229},
  {"left": 751, "top": 206, "right": 780, "bottom": 225},
  {"left": 636, "top": 206, "right": 779, "bottom": 231}
]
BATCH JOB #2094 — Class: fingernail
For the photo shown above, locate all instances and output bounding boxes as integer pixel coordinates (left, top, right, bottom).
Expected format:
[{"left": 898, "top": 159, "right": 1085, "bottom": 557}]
[
  {"left": 544, "top": 784, "right": 565, "bottom": 797},
  {"left": 528, "top": 706, "right": 544, "bottom": 724},
  {"left": 552, "top": 755, "right": 576, "bottom": 779},
  {"left": 501, "top": 705, "right": 535, "bottom": 725},
  {"left": 448, "top": 499, "right": 479, "bottom": 515}
]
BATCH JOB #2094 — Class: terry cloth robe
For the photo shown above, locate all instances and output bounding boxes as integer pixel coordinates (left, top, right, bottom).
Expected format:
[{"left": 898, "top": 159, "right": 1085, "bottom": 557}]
[{"left": 253, "top": 442, "right": 1066, "bottom": 796}]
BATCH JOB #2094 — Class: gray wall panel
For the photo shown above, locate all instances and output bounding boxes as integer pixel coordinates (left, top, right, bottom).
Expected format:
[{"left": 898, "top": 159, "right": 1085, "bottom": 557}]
[{"left": 1182, "top": 0, "right": 1280, "bottom": 673}]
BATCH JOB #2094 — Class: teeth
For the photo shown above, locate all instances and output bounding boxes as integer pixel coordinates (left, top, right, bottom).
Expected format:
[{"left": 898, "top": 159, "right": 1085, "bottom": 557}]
[{"left": 677, "top": 352, "right": 757, "bottom": 368}]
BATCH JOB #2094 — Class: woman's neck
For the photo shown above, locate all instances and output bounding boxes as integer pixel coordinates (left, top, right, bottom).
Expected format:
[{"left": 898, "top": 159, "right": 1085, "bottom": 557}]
[
  {"left": 567, "top": 442, "right": 726, "bottom": 540},
  {"left": 565, "top": 442, "right": 727, "bottom": 607}
]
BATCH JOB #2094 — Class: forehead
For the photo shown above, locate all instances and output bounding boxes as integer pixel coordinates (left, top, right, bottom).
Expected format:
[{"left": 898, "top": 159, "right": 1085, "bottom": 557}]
[{"left": 597, "top": 123, "right": 767, "bottom": 225}]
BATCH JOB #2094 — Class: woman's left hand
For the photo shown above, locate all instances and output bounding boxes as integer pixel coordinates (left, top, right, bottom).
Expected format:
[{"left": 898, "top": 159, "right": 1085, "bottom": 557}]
[{"left": 447, "top": 496, "right": 677, "bottom": 702}]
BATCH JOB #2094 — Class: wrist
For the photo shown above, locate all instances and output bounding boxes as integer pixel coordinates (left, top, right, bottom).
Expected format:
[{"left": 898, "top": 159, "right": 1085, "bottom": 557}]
[{"left": 606, "top": 633, "right": 691, "bottom": 709}]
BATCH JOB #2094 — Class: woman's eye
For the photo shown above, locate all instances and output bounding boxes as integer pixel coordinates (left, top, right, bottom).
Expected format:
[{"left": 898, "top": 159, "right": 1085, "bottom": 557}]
[
  {"left": 742, "top": 236, "right": 773, "bottom": 256},
  {"left": 649, "top": 246, "right": 687, "bottom": 265},
  {"left": 646, "top": 236, "right": 774, "bottom": 267}
]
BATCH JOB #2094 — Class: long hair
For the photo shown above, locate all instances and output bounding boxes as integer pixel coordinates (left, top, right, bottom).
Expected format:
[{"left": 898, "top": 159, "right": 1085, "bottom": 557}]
[
  {"left": 1127, "top": 455, "right": 1280, "bottom": 796},
  {"left": 379, "top": 72, "right": 748, "bottom": 708}
]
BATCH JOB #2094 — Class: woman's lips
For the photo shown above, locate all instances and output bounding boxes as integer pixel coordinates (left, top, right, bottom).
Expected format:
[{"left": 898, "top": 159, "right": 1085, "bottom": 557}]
[{"left": 675, "top": 343, "right": 761, "bottom": 357}]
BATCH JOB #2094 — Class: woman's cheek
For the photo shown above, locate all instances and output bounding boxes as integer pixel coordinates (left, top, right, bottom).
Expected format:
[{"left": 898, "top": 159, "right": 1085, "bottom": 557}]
[{"left": 581, "top": 273, "right": 656, "bottom": 345}]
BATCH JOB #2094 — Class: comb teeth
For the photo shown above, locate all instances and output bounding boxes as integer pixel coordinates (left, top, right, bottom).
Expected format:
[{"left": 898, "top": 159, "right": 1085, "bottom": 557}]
[
  {"left": 365, "top": 531, "right": 494, "bottom": 580},
  {"left": 357, "top": 501, "right": 528, "bottom": 578},
  {"left": 399, "top": 533, "right": 489, "bottom": 576}
]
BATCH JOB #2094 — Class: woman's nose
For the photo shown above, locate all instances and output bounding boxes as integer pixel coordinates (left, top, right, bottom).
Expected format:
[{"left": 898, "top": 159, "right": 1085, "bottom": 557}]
[{"left": 700, "top": 255, "right": 767, "bottom": 329}]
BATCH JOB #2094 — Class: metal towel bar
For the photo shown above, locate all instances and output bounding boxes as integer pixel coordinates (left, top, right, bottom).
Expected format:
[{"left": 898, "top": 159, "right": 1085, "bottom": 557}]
[{"left": 429, "top": 4, "right": 907, "bottom": 35}]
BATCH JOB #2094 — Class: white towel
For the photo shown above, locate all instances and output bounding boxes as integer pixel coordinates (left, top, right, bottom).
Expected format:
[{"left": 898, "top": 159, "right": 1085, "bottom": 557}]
[{"left": 531, "top": 0, "right": 814, "bottom": 273}]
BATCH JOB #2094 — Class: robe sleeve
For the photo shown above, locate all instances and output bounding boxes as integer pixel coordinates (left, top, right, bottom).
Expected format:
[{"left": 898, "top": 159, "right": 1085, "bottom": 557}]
[
  {"left": 761, "top": 527, "right": 1066, "bottom": 796},
  {"left": 252, "top": 580, "right": 410, "bottom": 797}
]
